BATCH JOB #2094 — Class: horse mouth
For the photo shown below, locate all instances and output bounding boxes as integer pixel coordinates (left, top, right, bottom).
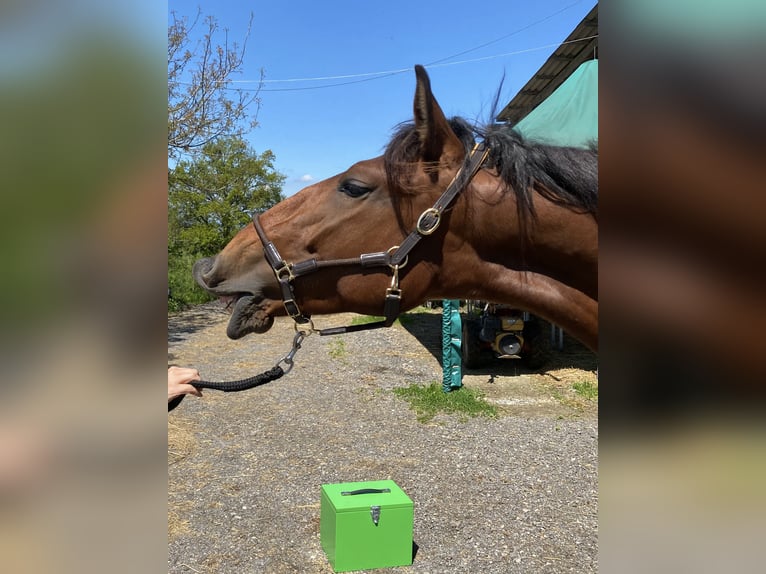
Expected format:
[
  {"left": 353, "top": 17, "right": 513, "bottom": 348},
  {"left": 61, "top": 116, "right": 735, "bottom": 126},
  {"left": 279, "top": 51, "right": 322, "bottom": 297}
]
[{"left": 222, "top": 294, "right": 275, "bottom": 339}]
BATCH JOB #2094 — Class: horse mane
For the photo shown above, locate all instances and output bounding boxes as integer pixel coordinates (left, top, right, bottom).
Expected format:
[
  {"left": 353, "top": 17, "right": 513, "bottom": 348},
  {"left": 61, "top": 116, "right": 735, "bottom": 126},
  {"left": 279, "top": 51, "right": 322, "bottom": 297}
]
[{"left": 383, "top": 117, "right": 598, "bottom": 234}]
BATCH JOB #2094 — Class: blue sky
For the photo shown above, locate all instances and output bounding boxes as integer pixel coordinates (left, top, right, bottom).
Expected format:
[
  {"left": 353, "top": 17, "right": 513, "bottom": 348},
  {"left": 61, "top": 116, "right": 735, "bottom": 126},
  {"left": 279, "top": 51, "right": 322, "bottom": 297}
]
[{"left": 169, "top": 0, "right": 597, "bottom": 196}]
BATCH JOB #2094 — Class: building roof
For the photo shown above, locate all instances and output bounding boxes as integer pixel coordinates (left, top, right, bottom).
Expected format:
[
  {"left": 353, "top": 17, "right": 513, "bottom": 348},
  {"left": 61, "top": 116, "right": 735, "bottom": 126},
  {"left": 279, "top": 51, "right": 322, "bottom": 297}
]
[{"left": 496, "top": 4, "right": 598, "bottom": 124}]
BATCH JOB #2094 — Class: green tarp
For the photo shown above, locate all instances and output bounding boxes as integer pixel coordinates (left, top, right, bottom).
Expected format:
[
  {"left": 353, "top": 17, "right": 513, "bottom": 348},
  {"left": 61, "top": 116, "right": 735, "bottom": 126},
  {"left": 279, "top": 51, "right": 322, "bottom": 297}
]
[
  {"left": 514, "top": 59, "right": 598, "bottom": 149},
  {"left": 441, "top": 300, "right": 463, "bottom": 392}
]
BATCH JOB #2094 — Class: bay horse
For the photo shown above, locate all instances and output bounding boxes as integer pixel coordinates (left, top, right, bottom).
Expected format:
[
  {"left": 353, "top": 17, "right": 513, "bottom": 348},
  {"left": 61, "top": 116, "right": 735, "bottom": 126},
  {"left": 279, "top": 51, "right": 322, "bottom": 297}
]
[{"left": 193, "top": 66, "right": 597, "bottom": 351}]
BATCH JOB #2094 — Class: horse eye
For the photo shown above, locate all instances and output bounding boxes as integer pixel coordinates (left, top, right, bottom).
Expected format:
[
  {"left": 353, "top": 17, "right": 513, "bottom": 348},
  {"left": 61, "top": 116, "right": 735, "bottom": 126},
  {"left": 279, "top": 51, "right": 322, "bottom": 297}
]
[{"left": 338, "top": 180, "right": 372, "bottom": 198}]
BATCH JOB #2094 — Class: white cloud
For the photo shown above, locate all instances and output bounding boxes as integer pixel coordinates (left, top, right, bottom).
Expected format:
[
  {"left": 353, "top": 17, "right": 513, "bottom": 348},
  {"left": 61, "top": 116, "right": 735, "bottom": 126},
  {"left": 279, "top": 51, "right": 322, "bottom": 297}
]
[{"left": 298, "top": 174, "right": 314, "bottom": 182}]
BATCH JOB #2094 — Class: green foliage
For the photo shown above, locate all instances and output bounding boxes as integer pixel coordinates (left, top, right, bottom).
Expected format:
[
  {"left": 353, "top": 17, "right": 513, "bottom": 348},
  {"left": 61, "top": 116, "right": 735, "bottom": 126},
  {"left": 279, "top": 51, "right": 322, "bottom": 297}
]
[
  {"left": 168, "top": 11, "right": 275, "bottom": 312},
  {"left": 393, "top": 382, "right": 497, "bottom": 423},
  {"left": 169, "top": 137, "right": 285, "bottom": 255},
  {"left": 168, "top": 252, "right": 214, "bottom": 313},
  {"left": 168, "top": 136, "right": 285, "bottom": 310}
]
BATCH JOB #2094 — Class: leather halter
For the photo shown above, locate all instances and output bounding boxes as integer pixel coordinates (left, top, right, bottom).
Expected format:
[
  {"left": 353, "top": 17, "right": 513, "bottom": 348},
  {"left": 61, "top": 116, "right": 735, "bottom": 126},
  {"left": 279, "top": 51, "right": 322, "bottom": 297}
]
[{"left": 252, "top": 142, "right": 489, "bottom": 336}]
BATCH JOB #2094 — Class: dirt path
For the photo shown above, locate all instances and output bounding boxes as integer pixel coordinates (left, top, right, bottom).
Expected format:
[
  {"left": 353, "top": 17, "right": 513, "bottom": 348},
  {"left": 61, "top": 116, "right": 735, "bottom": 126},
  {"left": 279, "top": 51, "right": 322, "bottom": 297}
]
[{"left": 169, "top": 304, "right": 597, "bottom": 573}]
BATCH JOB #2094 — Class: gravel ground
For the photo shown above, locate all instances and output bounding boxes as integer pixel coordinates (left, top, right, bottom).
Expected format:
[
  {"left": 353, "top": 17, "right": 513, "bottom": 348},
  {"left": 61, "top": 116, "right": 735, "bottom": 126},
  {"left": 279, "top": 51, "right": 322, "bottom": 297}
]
[{"left": 168, "top": 303, "right": 598, "bottom": 573}]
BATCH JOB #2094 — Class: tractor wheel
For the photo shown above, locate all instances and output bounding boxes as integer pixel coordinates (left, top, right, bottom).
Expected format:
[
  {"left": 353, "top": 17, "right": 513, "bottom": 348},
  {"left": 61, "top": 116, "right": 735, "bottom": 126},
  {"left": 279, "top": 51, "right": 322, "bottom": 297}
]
[
  {"left": 521, "top": 317, "right": 553, "bottom": 370},
  {"left": 461, "top": 318, "right": 490, "bottom": 369}
]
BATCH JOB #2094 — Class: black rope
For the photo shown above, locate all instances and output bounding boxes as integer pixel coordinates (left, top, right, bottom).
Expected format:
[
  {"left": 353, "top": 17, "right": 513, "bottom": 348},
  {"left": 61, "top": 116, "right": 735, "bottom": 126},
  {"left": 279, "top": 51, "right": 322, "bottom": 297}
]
[
  {"left": 192, "top": 366, "right": 285, "bottom": 391},
  {"left": 168, "top": 365, "right": 285, "bottom": 412}
]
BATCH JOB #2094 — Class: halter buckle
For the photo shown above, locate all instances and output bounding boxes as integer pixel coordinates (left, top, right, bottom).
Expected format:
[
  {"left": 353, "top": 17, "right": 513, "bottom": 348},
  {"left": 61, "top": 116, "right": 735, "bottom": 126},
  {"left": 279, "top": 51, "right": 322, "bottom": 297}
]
[
  {"left": 275, "top": 262, "right": 295, "bottom": 282},
  {"left": 283, "top": 298, "right": 302, "bottom": 318},
  {"left": 385, "top": 287, "right": 402, "bottom": 299},
  {"left": 416, "top": 207, "right": 441, "bottom": 235}
]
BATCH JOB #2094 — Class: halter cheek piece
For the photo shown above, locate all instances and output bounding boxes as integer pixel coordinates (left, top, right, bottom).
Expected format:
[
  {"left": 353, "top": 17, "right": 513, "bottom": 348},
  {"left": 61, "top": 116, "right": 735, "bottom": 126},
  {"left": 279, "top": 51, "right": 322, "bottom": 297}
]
[
  {"left": 252, "top": 142, "right": 489, "bottom": 337},
  {"left": 253, "top": 214, "right": 401, "bottom": 335}
]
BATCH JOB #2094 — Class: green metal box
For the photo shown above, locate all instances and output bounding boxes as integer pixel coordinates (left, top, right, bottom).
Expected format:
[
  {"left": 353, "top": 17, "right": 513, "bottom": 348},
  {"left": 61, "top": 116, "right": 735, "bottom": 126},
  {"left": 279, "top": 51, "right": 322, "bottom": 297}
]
[{"left": 320, "top": 480, "right": 413, "bottom": 572}]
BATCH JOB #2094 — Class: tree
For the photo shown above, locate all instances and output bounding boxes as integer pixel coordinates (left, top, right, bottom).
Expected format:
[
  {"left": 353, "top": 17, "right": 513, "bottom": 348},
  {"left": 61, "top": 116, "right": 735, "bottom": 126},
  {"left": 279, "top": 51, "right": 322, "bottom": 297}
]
[
  {"left": 168, "top": 10, "right": 262, "bottom": 160},
  {"left": 169, "top": 136, "right": 285, "bottom": 256},
  {"left": 168, "top": 136, "right": 284, "bottom": 310},
  {"left": 168, "top": 10, "right": 274, "bottom": 310}
]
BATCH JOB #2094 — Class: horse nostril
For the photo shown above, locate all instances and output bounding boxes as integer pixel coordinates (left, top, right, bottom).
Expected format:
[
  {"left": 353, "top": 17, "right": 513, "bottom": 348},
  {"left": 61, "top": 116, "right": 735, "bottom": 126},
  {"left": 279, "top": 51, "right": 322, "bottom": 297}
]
[
  {"left": 203, "top": 271, "right": 221, "bottom": 289},
  {"left": 193, "top": 257, "right": 221, "bottom": 289}
]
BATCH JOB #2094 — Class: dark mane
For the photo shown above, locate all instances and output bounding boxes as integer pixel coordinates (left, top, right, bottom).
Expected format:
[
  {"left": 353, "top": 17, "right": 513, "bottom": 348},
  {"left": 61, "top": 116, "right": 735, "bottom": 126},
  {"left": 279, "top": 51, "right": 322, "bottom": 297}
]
[
  {"left": 482, "top": 122, "right": 598, "bottom": 217},
  {"left": 384, "top": 118, "right": 598, "bottom": 232}
]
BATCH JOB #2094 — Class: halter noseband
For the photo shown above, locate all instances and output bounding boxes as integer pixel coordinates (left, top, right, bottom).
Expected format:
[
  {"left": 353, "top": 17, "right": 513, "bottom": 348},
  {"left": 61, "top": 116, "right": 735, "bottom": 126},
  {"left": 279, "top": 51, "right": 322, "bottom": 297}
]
[{"left": 252, "top": 142, "right": 489, "bottom": 336}]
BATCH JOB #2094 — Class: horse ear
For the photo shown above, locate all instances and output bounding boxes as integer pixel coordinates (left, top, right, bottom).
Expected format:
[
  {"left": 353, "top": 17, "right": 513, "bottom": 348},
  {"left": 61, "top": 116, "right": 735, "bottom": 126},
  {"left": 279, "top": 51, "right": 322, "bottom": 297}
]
[{"left": 413, "top": 65, "right": 464, "bottom": 168}]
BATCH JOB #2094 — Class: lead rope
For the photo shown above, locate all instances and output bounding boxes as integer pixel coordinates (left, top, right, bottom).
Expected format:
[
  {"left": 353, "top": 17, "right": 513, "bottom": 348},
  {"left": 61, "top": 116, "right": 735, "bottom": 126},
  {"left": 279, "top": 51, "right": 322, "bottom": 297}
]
[{"left": 168, "top": 330, "right": 308, "bottom": 412}]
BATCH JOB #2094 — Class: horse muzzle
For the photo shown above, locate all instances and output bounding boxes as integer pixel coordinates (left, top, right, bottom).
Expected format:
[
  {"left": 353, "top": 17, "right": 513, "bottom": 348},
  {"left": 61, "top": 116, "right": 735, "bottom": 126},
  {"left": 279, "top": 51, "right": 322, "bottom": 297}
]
[
  {"left": 192, "top": 256, "right": 272, "bottom": 297},
  {"left": 192, "top": 255, "right": 280, "bottom": 338}
]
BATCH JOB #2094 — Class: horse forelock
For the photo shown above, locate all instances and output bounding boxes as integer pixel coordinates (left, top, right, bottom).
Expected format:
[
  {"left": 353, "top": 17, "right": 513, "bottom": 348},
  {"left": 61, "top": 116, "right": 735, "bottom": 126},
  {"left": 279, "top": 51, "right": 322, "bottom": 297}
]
[{"left": 383, "top": 118, "right": 476, "bottom": 196}]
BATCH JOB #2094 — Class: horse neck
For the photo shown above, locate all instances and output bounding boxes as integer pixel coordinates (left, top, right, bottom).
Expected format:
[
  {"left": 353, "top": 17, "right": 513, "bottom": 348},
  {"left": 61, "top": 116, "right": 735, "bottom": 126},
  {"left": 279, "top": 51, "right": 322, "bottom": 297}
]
[{"left": 460, "top": 178, "right": 598, "bottom": 301}]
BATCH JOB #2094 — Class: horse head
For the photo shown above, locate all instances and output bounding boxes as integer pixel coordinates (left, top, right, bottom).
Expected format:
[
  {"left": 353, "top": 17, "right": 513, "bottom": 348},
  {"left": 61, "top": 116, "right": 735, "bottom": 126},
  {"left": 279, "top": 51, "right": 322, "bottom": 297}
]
[{"left": 194, "top": 66, "right": 599, "bottom": 350}]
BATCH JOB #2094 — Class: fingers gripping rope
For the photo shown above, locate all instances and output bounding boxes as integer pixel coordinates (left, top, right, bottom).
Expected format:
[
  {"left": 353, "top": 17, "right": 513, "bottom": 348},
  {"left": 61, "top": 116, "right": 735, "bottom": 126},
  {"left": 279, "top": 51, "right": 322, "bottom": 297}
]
[{"left": 168, "top": 332, "right": 307, "bottom": 412}]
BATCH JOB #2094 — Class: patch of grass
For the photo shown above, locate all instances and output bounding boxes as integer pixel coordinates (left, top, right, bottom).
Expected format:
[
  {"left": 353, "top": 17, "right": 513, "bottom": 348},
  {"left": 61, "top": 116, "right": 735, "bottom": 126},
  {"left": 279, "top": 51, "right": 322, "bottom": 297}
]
[
  {"left": 398, "top": 313, "right": 414, "bottom": 326},
  {"left": 350, "top": 306, "right": 432, "bottom": 327},
  {"left": 573, "top": 380, "right": 598, "bottom": 400},
  {"left": 328, "top": 338, "right": 347, "bottom": 361},
  {"left": 393, "top": 382, "right": 497, "bottom": 423},
  {"left": 350, "top": 314, "right": 394, "bottom": 326}
]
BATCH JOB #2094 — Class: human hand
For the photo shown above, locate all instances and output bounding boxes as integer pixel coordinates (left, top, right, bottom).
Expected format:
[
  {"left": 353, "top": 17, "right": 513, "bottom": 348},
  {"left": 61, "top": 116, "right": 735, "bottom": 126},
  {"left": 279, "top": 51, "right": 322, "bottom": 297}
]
[{"left": 168, "top": 366, "right": 202, "bottom": 402}]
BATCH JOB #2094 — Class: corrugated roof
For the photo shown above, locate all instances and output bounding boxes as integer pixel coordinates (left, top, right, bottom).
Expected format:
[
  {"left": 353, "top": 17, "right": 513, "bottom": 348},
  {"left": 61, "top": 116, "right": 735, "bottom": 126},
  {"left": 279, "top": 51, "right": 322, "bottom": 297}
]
[{"left": 496, "top": 4, "right": 598, "bottom": 124}]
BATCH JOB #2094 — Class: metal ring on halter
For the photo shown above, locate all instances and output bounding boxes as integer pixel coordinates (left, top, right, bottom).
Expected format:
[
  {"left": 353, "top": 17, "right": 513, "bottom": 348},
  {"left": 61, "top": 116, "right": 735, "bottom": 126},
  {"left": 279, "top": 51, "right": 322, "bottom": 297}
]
[
  {"left": 386, "top": 245, "right": 408, "bottom": 269},
  {"left": 416, "top": 207, "right": 441, "bottom": 235},
  {"left": 294, "top": 318, "right": 316, "bottom": 335},
  {"left": 275, "top": 262, "right": 294, "bottom": 282}
]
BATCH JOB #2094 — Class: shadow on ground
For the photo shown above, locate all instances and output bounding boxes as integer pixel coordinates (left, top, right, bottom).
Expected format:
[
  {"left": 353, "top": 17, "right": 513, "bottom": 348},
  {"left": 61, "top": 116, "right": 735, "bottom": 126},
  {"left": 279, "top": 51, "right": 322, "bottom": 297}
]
[
  {"left": 168, "top": 302, "right": 226, "bottom": 344},
  {"left": 399, "top": 310, "right": 597, "bottom": 377}
]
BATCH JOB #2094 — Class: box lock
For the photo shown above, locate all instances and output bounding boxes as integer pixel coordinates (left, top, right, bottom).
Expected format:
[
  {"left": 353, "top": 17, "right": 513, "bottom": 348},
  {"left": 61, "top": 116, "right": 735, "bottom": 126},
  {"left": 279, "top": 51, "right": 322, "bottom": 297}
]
[{"left": 339, "top": 487, "right": 391, "bottom": 527}]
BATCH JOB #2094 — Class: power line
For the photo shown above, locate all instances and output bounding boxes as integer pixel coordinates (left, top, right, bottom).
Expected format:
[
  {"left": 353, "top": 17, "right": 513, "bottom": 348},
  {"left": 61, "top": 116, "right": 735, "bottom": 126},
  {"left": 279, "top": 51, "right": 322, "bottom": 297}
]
[
  {"left": 172, "top": 1, "right": 594, "bottom": 93},
  {"left": 426, "top": 0, "right": 587, "bottom": 66},
  {"left": 244, "top": 0, "right": 587, "bottom": 86},
  {"left": 175, "top": 35, "right": 597, "bottom": 93},
  {"left": 255, "top": 69, "right": 410, "bottom": 84},
  {"left": 263, "top": 36, "right": 597, "bottom": 92}
]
